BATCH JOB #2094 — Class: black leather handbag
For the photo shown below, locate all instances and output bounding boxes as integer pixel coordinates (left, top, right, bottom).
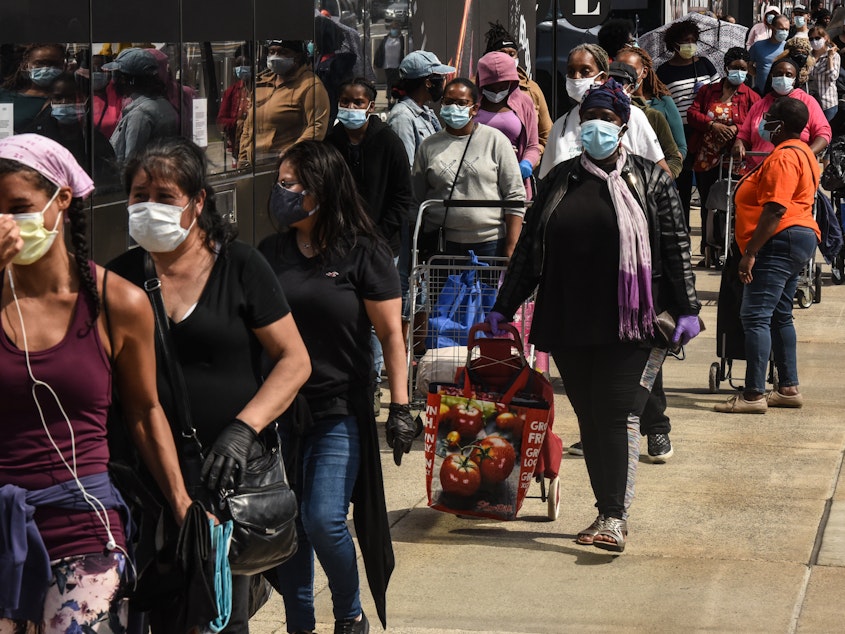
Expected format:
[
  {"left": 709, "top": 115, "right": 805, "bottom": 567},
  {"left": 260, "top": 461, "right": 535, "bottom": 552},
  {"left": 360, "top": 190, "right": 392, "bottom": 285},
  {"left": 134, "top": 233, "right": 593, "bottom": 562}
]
[{"left": 143, "top": 254, "right": 298, "bottom": 576}]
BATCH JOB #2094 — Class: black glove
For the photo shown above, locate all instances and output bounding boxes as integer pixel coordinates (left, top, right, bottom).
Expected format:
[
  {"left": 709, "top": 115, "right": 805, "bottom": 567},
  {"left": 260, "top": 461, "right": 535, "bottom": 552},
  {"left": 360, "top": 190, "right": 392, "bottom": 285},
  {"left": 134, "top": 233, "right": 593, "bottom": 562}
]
[
  {"left": 201, "top": 418, "right": 258, "bottom": 491},
  {"left": 385, "top": 403, "right": 421, "bottom": 466}
]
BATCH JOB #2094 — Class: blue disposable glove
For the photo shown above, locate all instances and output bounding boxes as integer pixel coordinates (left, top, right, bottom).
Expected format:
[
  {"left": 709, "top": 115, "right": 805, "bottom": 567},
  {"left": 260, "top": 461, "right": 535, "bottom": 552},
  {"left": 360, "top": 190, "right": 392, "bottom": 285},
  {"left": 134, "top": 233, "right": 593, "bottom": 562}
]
[
  {"left": 519, "top": 159, "right": 533, "bottom": 180},
  {"left": 485, "top": 311, "right": 508, "bottom": 337},
  {"left": 672, "top": 315, "right": 701, "bottom": 346}
]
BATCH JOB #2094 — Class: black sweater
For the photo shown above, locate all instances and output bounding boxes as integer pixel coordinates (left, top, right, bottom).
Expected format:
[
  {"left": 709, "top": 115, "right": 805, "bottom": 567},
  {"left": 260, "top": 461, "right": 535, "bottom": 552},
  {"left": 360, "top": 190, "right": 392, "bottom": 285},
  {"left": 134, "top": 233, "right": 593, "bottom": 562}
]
[{"left": 325, "top": 115, "right": 412, "bottom": 255}]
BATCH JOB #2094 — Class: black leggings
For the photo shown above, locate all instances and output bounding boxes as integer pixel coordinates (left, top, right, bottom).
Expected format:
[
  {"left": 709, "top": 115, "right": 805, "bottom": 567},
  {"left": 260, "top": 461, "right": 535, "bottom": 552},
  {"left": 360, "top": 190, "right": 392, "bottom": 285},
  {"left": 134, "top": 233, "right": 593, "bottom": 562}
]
[{"left": 553, "top": 343, "right": 660, "bottom": 518}]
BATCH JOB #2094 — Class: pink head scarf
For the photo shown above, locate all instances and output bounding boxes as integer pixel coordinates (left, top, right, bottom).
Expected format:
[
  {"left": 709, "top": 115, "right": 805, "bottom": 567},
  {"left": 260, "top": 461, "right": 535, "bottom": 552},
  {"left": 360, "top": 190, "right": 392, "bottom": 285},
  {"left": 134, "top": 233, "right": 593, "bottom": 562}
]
[{"left": 0, "top": 134, "right": 95, "bottom": 198}]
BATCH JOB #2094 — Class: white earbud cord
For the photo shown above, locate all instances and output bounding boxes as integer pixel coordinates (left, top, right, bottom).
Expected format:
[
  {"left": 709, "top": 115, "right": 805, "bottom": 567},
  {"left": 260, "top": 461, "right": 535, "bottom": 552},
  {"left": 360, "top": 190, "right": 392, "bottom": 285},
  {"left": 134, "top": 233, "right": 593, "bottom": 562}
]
[{"left": 7, "top": 268, "right": 136, "bottom": 584}]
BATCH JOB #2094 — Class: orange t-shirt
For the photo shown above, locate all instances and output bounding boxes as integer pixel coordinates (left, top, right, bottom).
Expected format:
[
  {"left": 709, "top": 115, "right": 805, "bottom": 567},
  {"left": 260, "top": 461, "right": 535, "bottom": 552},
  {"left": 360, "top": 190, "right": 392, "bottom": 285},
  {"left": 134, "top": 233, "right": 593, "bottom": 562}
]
[{"left": 733, "top": 140, "right": 821, "bottom": 255}]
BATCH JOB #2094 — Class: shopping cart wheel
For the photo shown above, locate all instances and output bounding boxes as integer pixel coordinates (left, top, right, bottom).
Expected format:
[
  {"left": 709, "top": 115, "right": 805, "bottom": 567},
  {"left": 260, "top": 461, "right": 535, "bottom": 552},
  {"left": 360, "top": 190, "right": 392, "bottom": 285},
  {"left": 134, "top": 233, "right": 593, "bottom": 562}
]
[
  {"left": 796, "top": 289, "right": 813, "bottom": 309},
  {"left": 833, "top": 253, "right": 845, "bottom": 285},
  {"left": 547, "top": 476, "right": 561, "bottom": 521},
  {"left": 813, "top": 264, "right": 822, "bottom": 304},
  {"left": 708, "top": 362, "right": 721, "bottom": 393}
]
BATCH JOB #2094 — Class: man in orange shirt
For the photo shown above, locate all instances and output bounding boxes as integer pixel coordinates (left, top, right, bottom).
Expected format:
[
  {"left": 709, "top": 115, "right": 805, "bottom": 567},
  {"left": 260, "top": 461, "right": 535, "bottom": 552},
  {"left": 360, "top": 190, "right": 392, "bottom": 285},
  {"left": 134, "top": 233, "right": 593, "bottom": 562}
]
[{"left": 716, "top": 98, "right": 820, "bottom": 413}]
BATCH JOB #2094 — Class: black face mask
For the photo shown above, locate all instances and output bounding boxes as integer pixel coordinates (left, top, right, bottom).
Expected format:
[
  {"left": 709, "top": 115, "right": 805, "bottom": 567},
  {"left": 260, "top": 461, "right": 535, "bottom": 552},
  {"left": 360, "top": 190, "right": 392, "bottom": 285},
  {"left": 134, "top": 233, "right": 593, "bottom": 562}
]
[
  {"left": 428, "top": 76, "right": 445, "bottom": 102},
  {"left": 270, "top": 183, "right": 315, "bottom": 228}
]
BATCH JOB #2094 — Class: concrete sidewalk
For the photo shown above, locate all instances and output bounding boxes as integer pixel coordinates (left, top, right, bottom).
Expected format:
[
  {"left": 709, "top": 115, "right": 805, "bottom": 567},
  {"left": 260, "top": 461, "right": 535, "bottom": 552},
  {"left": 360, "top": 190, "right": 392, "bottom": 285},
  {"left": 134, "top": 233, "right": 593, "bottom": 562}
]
[{"left": 252, "top": 256, "right": 845, "bottom": 633}]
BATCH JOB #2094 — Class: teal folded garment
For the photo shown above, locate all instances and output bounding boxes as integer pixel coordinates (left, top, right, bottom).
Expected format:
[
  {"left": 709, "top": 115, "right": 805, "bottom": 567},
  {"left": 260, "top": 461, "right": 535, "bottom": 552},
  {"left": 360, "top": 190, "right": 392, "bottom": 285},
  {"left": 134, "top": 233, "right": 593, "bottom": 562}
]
[{"left": 206, "top": 519, "right": 233, "bottom": 633}]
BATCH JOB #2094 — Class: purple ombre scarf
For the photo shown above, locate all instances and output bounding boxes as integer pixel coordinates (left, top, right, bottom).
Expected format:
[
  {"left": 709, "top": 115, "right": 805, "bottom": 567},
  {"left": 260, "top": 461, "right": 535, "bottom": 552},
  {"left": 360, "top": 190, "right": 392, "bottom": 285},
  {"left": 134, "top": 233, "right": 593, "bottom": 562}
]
[{"left": 579, "top": 149, "right": 655, "bottom": 340}]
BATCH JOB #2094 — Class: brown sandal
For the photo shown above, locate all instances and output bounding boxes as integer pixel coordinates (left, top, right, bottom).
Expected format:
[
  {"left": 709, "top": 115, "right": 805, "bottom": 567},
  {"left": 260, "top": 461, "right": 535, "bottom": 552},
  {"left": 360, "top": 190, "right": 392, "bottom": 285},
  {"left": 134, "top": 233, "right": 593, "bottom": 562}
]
[{"left": 576, "top": 515, "right": 605, "bottom": 545}]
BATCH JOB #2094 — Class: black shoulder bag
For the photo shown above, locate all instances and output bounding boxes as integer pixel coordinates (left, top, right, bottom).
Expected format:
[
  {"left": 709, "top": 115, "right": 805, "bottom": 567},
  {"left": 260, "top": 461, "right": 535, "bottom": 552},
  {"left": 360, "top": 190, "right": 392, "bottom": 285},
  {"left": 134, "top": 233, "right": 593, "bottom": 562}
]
[
  {"left": 143, "top": 253, "right": 298, "bottom": 576},
  {"left": 418, "top": 126, "right": 475, "bottom": 262}
]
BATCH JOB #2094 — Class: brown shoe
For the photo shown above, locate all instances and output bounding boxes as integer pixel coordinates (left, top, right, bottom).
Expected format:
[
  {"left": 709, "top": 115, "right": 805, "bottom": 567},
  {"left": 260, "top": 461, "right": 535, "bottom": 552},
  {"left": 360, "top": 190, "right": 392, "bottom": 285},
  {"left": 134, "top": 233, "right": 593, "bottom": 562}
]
[
  {"left": 766, "top": 390, "right": 804, "bottom": 408},
  {"left": 714, "top": 394, "right": 767, "bottom": 414}
]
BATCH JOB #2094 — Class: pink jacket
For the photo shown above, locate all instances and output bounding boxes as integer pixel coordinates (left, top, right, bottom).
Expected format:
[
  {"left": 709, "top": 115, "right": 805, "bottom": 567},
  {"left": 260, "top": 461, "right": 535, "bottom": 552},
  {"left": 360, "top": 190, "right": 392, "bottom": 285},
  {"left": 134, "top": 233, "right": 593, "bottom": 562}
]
[
  {"left": 737, "top": 88, "right": 831, "bottom": 170},
  {"left": 476, "top": 52, "right": 541, "bottom": 168}
]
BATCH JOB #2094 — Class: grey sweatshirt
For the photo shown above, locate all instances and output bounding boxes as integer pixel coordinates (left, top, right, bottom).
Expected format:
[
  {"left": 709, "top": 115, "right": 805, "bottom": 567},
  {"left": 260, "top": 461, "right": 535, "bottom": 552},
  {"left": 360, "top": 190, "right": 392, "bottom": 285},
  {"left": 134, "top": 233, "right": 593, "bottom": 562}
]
[{"left": 412, "top": 123, "right": 525, "bottom": 244}]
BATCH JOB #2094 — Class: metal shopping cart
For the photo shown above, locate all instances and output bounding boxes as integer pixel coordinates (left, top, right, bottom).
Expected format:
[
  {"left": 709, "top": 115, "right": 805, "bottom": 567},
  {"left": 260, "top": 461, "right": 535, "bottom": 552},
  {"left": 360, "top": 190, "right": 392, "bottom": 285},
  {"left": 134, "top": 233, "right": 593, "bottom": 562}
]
[
  {"left": 407, "top": 199, "right": 562, "bottom": 520},
  {"left": 708, "top": 152, "right": 821, "bottom": 392}
]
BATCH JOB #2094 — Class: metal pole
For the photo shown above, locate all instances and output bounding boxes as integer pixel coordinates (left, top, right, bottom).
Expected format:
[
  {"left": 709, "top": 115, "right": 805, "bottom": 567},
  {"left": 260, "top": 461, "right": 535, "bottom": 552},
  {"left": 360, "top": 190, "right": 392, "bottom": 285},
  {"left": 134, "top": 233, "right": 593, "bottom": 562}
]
[{"left": 551, "top": 0, "right": 559, "bottom": 118}]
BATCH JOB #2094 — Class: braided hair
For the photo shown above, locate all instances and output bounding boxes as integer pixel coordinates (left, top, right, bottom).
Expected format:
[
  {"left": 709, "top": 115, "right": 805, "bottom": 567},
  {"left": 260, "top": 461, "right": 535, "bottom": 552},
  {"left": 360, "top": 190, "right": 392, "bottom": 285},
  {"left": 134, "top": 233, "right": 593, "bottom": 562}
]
[
  {"left": 569, "top": 43, "right": 610, "bottom": 74},
  {"left": 0, "top": 158, "right": 99, "bottom": 318},
  {"left": 484, "top": 21, "right": 518, "bottom": 53},
  {"left": 618, "top": 45, "right": 670, "bottom": 98},
  {"left": 338, "top": 76, "right": 377, "bottom": 101}
]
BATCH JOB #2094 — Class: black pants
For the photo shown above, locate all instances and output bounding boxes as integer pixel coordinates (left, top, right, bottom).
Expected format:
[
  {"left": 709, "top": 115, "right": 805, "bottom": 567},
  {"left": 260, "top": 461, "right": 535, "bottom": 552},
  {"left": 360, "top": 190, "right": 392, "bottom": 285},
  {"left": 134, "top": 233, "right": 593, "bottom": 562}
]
[
  {"left": 553, "top": 343, "right": 659, "bottom": 519},
  {"left": 676, "top": 125, "right": 696, "bottom": 230},
  {"left": 695, "top": 166, "right": 721, "bottom": 254},
  {"left": 639, "top": 367, "right": 670, "bottom": 436}
]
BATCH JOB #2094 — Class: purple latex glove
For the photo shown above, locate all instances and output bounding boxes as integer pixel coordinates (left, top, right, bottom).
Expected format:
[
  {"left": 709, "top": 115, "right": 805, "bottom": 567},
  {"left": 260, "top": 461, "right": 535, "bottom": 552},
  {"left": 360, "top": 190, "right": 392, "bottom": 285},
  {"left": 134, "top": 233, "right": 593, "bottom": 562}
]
[
  {"left": 519, "top": 159, "right": 533, "bottom": 180},
  {"left": 485, "top": 311, "right": 508, "bottom": 337},
  {"left": 672, "top": 315, "right": 701, "bottom": 346}
]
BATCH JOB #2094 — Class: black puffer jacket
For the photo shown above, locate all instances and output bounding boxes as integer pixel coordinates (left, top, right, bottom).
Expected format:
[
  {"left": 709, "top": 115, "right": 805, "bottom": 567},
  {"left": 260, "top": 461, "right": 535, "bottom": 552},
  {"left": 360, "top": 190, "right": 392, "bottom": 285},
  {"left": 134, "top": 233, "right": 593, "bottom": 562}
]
[{"left": 494, "top": 153, "right": 700, "bottom": 341}]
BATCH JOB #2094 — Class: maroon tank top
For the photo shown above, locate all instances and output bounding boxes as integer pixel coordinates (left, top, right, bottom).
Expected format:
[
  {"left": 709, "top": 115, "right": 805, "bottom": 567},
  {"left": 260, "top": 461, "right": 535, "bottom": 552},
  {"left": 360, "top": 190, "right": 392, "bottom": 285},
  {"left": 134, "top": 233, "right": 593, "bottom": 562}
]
[{"left": 0, "top": 269, "right": 125, "bottom": 559}]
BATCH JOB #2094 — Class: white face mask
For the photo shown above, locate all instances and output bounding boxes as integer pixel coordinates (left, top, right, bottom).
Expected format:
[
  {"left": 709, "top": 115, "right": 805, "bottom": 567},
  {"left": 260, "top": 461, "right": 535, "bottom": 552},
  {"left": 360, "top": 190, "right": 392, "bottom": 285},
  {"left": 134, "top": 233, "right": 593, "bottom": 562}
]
[
  {"left": 12, "top": 188, "right": 62, "bottom": 265},
  {"left": 127, "top": 201, "right": 196, "bottom": 253},
  {"left": 566, "top": 74, "right": 602, "bottom": 103},
  {"left": 482, "top": 87, "right": 510, "bottom": 103},
  {"left": 810, "top": 37, "right": 827, "bottom": 51}
]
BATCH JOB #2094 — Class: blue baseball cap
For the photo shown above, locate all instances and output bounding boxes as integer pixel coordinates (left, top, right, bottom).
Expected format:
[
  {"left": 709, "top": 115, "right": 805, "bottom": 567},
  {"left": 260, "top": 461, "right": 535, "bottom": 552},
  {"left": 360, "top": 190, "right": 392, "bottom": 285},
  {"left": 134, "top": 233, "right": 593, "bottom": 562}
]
[
  {"left": 399, "top": 50, "right": 455, "bottom": 79},
  {"left": 101, "top": 48, "right": 159, "bottom": 76}
]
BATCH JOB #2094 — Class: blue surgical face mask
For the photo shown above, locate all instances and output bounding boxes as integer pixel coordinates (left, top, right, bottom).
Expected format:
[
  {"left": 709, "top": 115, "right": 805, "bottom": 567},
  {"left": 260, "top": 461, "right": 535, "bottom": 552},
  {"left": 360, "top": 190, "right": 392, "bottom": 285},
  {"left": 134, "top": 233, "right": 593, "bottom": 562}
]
[
  {"left": 727, "top": 70, "right": 748, "bottom": 86},
  {"left": 774, "top": 29, "right": 789, "bottom": 42},
  {"left": 336, "top": 106, "right": 370, "bottom": 129},
  {"left": 51, "top": 103, "right": 83, "bottom": 124},
  {"left": 580, "top": 119, "right": 623, "bottom": 160},
  {"left": 758, "top": 118, "right": 782, "bottom": 143},
  {"left": 234, "top": 65, "right": 252, "bottom": 80},
  {"left": 389, "top": 29, "right": 400, "bottom": 37},
  {"left": 29, "top": 66, "right": 62, "bottom": 88},
  {"left": 771, "top": 75, "right": 794, "bottom": 95},
  {"left": 795, "top": 16, "right": 806, "bottom": 27},
  {"left": 766, "top": 13, "right": 776, "bottom": 24},
  {"left": 440, "top": 103, "right": 473, "bottom": 129}
]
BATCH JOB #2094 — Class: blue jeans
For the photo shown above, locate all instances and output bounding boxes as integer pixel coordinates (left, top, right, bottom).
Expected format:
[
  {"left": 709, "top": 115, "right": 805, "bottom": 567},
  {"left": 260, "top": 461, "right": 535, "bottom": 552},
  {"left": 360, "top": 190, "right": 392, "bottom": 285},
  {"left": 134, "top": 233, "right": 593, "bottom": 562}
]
[
  {"left": 740, "top": 227, "right": 818, "bottom": 394},
  {"left": 274, "top": 415, "right": 362, "bottom": 632},
  {"left": 444, "top": 238, "right": 504, "bottom": 258},
  {"left": 824, "top": 105, "right": 838, "bottom": 122}
]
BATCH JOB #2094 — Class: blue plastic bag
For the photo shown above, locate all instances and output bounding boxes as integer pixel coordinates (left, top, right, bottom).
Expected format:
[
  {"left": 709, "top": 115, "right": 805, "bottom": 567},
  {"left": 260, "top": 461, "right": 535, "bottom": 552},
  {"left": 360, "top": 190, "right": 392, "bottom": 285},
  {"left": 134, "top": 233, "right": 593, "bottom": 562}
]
[{"left": 427, "top": 251, "right": 496, "bottom": 349}]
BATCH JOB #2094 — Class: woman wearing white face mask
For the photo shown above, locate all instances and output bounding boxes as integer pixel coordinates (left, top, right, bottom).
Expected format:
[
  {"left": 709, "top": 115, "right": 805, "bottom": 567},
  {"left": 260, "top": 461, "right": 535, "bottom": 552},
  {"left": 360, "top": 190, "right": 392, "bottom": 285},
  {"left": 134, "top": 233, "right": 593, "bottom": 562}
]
[
  {"left": 475, "top": 51, "right": 540, "bottom": 198},
  {"left": 808, "top": 26, "right": 840, "bottom": 120},
  {"left": 733, "top": 51, "right": 831, "bottom": 171},
  {"left": 487, "top": 80, "right": 700, "bottom": 552},
  {"left": 0, "top": 134, "right": 195, "bottom": 633},
  {"left": 238, "top": 40, "right": 329, "bottom": 167},
  {"left": 107, "top": 137, "right": 310, "bottom": 632},
  {"left": 539, "top": 44, "right": 669, "bottom": 179}
]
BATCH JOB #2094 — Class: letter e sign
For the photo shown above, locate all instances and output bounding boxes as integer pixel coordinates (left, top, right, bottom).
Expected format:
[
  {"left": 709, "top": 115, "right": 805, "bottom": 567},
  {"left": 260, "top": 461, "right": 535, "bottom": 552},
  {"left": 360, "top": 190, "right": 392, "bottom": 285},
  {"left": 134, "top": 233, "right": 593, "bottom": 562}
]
[{"left": 561, "top": 0, "right": 610, "bottom": 29}]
